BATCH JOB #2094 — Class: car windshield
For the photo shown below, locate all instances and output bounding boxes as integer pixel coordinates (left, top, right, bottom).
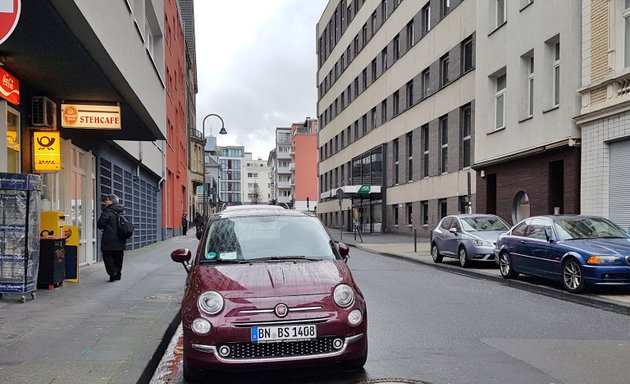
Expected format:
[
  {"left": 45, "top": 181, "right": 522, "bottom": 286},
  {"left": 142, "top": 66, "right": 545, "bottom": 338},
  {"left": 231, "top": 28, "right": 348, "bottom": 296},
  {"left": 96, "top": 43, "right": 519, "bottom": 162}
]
[
  {"left": 201, "top": 215, "right": 336, "bottom": 262},
  {"left": 461, "top": 216, "right": 510, "bottom": 232},
  {"left": 553, "top": 217, "right": 628, "bottom": 241}
]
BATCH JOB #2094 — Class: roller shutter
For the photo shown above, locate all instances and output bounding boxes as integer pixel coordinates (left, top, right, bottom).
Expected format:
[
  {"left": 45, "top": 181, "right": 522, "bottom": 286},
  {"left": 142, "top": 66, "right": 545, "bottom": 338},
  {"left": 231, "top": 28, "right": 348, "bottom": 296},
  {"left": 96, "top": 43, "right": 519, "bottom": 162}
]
[{"left": 609, "top": 140, "right": 630, "bottom": 230}]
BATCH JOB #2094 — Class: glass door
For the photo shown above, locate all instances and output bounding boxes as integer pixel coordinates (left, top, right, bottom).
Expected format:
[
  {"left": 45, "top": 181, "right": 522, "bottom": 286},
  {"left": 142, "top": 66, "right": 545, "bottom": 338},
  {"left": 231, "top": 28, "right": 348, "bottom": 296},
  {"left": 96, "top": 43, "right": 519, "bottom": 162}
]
[{"left": 0, "top": 101, "right": 20, "bottom": 173}]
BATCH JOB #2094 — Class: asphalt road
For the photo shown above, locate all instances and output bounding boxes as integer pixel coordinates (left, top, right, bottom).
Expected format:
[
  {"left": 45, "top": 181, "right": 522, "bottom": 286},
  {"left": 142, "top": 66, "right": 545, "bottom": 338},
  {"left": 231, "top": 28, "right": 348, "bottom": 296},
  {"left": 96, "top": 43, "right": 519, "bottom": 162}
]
[{"left": 151, "top": 247, "right": 630, "bottom": 384}]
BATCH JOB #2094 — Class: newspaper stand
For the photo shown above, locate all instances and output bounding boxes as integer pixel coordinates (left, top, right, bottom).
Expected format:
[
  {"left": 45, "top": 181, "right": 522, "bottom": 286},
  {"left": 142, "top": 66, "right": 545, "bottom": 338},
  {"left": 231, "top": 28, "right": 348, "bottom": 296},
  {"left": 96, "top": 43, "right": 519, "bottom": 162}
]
[{"left": 0, "top": 173, "right": 41, "bottom": 303}]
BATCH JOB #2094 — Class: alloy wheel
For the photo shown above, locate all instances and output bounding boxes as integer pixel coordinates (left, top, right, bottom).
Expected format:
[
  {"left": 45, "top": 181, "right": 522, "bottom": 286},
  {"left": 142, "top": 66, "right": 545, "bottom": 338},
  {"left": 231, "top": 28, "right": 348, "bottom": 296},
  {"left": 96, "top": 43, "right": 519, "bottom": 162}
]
[
  {"left": 562, "top": 259, "right": 584, "bottom": 293},
  {"left": 499, "top": 252, "right": 517, "bottom": 279},
  {"left": 459, "top": 247, "right": 469, "bottom": 268},
  {"left": 431, "top": 244, "right": 443, "bottom": 263}
]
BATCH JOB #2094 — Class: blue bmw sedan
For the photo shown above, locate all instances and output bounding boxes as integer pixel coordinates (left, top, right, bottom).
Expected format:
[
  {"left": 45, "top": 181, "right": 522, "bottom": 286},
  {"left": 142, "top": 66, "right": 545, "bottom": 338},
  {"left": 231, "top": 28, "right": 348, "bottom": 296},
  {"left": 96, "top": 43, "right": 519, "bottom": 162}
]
[{"left": 495, "top": 215, "right": 630, "bottom": 293}]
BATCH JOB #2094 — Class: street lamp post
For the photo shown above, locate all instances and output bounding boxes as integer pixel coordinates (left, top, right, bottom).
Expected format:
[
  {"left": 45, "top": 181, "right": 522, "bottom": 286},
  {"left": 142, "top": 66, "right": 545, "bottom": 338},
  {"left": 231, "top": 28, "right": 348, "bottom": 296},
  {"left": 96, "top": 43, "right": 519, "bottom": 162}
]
[{"left": 202, "top": 114, "right": 227, "bottom": 222}]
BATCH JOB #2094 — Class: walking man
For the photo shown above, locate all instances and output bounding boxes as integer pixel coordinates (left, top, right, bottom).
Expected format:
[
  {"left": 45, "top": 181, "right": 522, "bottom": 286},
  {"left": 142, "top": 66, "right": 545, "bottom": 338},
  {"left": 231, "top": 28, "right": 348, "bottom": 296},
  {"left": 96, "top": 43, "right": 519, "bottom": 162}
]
[
  {"left": 97, "top": 194, "right": 127, "bottom": 282},
  {"left": 182, "top": 212, "right": 188, "bottom": 235}
]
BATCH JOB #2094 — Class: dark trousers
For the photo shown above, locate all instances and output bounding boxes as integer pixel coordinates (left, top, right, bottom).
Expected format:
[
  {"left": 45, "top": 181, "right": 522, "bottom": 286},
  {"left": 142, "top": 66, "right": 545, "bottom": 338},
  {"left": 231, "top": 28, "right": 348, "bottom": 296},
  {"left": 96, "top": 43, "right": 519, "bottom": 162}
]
[{"left": 102, "top": 250, "right": 124, "bottom": 278}]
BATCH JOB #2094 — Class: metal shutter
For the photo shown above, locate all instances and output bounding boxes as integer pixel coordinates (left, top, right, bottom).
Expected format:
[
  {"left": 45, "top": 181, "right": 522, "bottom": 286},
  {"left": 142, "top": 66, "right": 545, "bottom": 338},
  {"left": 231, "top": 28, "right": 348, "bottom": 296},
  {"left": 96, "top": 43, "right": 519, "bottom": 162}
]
[{"left": 609, "top": 140, "right": 630, "bottom": 230}]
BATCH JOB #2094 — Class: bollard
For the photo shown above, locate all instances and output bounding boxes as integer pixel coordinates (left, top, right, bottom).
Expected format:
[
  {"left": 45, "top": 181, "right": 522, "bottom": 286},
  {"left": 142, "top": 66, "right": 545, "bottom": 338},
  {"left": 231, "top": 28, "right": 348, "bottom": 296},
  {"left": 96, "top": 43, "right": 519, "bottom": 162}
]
[{"left": 414, "top": 227, "right": 417, "bottom": 252}]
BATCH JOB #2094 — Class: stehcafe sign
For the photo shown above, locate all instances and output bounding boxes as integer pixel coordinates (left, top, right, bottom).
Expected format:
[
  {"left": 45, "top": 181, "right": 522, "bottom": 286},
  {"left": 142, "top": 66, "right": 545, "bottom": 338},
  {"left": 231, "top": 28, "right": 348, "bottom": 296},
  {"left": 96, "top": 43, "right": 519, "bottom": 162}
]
[
  {"left": 61, "top": 103, "right": 121, "bottom": 130},
  {"left": 0, "top": 67, "right": 19, "bottom": 105},
  {"left": 33, "top": 131, "right": 61, "bottom": 172}
]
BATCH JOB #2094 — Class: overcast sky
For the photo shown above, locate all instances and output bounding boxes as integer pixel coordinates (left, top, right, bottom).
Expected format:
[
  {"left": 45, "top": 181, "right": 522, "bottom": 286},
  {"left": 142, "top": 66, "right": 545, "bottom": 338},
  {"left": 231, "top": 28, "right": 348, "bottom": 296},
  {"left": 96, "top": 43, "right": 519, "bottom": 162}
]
[{"left": 193, "top": 0, "right": 328, "bottom": 160}]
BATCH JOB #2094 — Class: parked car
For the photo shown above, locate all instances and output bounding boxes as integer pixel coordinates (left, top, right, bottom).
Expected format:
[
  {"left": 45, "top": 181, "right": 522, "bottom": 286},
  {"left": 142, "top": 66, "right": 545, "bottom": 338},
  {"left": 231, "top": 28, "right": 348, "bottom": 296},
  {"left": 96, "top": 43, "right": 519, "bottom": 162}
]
[
  {"left": 431, "top": 214, "right": 511, "bottom": 267},
  {"left": 171, "top": 208, "right": 368, "bottom": 382},
  {"left": 495, "top": 215, "right": 630, "bottom": 293}
]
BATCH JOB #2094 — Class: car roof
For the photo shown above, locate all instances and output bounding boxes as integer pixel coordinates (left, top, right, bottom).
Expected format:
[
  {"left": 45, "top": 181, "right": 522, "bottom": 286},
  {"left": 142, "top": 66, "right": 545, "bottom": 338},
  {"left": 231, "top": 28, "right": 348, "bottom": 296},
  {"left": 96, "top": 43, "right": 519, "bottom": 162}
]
[
  {"left": 213, "top": 207, "right": 308, "bottom": 219},
  {"left": 222, "top": 204, "right": 285, "bottom": 212},
  {"left": 446, "top": 214, "right": 503, "bottom": 219}
]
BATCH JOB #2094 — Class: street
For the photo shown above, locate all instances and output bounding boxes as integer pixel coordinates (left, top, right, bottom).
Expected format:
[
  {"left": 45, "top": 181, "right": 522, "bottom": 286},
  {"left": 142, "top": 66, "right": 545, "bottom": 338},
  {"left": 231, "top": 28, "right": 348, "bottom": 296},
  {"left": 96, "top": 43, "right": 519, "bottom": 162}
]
[{"left": 151, "top": 245, "right": 630, "bottom": 384}]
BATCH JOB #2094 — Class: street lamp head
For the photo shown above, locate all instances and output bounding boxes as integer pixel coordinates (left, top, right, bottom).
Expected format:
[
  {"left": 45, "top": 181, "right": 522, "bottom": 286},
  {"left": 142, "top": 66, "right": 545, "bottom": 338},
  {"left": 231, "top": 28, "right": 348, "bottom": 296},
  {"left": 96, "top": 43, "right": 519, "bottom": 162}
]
[{"left": 219, "top": 126, "right": 228, "bottom": 135}]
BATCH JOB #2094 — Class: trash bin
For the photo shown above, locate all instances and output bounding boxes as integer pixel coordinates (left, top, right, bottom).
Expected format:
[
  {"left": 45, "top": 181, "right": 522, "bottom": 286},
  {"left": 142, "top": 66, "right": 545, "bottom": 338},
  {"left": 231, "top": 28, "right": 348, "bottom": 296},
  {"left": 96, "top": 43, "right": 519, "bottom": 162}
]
[{"left": 38, "top": 237, "right": 65, "bottom": 289}]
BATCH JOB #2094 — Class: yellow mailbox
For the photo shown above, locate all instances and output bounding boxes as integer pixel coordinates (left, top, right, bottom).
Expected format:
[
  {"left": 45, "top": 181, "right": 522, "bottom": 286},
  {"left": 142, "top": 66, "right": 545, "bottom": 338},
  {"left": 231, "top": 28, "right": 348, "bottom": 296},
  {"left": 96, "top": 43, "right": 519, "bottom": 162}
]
[{"left": 40, "top": 211, "right": 66, "bottom": 238}]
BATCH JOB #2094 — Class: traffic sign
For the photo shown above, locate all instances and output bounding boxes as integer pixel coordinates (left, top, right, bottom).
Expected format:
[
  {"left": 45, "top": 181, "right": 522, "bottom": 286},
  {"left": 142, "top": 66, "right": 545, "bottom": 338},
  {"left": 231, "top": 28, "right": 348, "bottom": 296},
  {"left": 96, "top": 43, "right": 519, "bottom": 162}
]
[
  {"left": 0, "top": 0, "right": 21, "bottom": 46},
  {"left": 357, "top": 185, "right": 371, "bottom": 195}
]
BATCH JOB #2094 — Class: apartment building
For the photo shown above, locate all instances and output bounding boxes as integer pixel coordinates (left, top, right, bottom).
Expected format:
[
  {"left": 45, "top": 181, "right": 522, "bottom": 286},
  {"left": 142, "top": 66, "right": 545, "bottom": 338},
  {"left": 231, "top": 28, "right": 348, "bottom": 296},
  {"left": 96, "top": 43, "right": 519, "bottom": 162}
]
[
  {"left": 273, "top": 127, "right": 293, "bottom": 206},
  {"left": 0, "top": 1, "right": 167, "bottom": 264},
  {"left": 291, "top": 118, "right": 319, "bottom": 212},
  {"left": 575, "top": 0, "right": 630, "bottom": 230},
  {"left": 474, "top": 0, "right": 582, "bottom": 224},
  {"left": 317, "top": 0, "right": 476, "bottom": 235},
  {"left": 217, "top": 146, "right": 245, "bottom": 206},
  {"left": 244, "top": 153, "right": 271, "bottom": 205}
]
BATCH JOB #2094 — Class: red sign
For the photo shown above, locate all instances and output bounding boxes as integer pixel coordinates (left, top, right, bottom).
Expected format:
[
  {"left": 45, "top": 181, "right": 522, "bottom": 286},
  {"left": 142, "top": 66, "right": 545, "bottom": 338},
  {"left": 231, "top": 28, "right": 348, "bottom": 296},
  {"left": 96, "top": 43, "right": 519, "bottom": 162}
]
[
  {"left": 0, "top": 67, "right": 19, "bottom": 104},
  {"left": 0, "top": 0, "right": 20, "bottom": 45}
]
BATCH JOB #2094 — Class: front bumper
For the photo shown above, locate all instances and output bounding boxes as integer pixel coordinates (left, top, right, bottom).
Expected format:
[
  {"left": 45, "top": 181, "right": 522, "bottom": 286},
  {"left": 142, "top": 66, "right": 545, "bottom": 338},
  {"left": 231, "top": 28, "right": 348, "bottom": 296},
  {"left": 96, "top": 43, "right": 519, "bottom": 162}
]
[{"left": 583, "top": 265, "right": 630, "bottom": 286}]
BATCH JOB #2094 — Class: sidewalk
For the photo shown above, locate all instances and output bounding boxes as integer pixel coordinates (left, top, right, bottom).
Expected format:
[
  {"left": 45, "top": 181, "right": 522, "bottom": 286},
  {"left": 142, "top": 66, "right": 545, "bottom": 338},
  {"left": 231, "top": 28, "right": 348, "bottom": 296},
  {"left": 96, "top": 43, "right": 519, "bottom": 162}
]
[
  {"left": 328, "top": 228, "right": 630, "bottom": 313},
  {"left": 0, "top": 234, "right": 199, "bottom": 384}
]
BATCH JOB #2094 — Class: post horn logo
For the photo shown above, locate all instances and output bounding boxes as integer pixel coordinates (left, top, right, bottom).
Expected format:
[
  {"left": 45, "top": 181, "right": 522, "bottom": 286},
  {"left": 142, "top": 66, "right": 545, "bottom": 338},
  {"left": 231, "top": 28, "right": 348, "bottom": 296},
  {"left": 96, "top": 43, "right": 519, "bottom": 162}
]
[{"left": 36, "top": 135, "right": 55, "bottom": 149}]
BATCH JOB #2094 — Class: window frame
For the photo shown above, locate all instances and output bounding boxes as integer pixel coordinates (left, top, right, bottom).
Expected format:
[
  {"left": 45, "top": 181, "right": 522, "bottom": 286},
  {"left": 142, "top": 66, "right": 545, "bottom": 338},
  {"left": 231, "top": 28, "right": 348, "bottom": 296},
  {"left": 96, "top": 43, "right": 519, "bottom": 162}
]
[
  {"left": 552, "top": 41, "right": 560, "bottom": 107},
  {"left": 495, "top": 73, "right": 507, "bottom": 130}
]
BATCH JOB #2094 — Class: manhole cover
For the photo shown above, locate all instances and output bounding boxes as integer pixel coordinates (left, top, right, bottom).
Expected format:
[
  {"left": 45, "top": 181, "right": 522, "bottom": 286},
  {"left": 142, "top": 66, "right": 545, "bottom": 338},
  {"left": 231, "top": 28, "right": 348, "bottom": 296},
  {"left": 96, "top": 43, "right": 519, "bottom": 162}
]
[{"left": 357, "top": 380, "right": 430, "bottom": 384}]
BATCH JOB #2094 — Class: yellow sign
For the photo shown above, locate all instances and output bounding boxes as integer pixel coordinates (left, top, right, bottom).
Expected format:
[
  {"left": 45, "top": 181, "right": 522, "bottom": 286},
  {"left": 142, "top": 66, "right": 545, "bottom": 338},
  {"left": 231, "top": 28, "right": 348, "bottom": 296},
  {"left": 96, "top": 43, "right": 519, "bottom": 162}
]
[
  {"left": 61, "top": 103, "right": 121, "bottom": 129},
  {"left": 33, "top": 131, "right": 61, "bottom": 172}
]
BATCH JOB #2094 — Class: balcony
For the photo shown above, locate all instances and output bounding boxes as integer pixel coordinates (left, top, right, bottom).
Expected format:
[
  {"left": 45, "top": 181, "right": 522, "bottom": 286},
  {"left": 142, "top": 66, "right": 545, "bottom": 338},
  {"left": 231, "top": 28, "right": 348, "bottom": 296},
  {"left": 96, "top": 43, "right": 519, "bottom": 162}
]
[
  {"left": 190, "top": 129, "right": 204, "bottom": 143},
  {"left": 277, "top": 181, "right": 291, "bottom": 189},
  {"left": 277, "top": 166, "right": 290, "bottom": 174}
]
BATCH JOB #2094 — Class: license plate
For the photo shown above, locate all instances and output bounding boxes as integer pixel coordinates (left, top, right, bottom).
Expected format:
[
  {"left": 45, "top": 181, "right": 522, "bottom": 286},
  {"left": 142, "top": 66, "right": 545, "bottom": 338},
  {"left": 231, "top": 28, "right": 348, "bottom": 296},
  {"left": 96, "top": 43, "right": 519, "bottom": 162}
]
[{"left": 251, "top": 324, "right": 317, "bottom": 343}]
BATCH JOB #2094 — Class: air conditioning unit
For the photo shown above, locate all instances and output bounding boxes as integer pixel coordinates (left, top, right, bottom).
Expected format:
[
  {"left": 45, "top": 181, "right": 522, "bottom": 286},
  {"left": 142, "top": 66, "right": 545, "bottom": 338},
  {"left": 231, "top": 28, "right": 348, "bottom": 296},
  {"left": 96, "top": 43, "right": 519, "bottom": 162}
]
[{"left": 31, "top": 96, "right": 57, "bottom": 129}]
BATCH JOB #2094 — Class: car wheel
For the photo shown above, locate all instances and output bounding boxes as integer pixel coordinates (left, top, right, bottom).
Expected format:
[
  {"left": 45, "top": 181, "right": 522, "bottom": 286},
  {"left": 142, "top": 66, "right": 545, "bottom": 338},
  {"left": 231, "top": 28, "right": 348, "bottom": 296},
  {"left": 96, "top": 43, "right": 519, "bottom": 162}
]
[
  {"left": 183, "top": 356, "right": 203, "bottom": 383},
  {"left": 562, "top": 258, "right": 585, "bottom": 293},
  {"left": 431, "top": 243, "right": 443, "bottom": 263},
  {"left": 499, "top": 251, "right": 518, "bottom": 279},
  {"left": 458, "top": 246, "right": 470, "bottom": 268}
]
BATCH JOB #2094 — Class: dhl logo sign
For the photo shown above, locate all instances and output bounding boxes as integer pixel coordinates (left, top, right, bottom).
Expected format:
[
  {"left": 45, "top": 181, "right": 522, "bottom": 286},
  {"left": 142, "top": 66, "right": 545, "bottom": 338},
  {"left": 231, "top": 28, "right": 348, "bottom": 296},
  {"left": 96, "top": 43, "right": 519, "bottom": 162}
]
[{"left": 33, "top": 131, "right": 61, "bottom": 172}]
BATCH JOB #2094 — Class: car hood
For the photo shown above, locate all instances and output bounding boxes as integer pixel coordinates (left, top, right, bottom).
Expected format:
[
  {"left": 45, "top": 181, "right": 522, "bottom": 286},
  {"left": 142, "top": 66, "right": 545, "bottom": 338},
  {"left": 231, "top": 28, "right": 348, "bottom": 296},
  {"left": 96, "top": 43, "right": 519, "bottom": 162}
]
[
  {"left": 191, "top": 260, "right": 350, "bottom": 299},
  {"left": 468, "top": 231, "right": 505, "bottom": 242},
  {"left": 561, "top": 238, "right": 630, "bottom": 256}
]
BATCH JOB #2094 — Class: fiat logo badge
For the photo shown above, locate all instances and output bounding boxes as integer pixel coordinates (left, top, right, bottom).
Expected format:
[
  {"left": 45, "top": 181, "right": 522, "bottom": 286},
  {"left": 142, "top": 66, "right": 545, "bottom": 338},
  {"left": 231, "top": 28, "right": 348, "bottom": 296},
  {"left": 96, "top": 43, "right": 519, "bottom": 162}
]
[{"left": 274, "top": 303, "right": 288, "bottom": 318}]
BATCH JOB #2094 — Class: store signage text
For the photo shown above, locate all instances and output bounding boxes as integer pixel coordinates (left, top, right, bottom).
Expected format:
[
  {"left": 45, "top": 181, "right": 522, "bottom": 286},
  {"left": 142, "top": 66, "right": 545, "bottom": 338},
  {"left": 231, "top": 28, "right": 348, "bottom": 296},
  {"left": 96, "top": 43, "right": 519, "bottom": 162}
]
[
  {"left": 33, "top": 131, "right": 61, "bottom": 172},
  {"left": 0, "top": 67, "right": 19, "bottom": 105},
  {"left": 61, "top": 104, "right": 121, "bottom": 129}
]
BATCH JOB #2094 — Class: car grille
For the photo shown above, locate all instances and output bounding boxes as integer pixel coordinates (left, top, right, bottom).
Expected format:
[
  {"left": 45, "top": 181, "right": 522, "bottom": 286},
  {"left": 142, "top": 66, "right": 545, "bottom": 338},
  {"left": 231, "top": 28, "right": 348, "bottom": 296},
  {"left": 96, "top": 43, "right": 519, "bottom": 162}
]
[{"left": 221, "top": 337, "right": 336, "bottom": 360}]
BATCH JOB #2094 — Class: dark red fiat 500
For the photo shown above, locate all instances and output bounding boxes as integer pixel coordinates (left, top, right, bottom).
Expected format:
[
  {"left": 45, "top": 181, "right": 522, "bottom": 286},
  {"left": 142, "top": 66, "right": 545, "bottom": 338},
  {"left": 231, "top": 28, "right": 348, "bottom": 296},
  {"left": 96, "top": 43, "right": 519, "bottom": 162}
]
[{"left": 171, "top": 208, "right": 368, "bottom": 382}]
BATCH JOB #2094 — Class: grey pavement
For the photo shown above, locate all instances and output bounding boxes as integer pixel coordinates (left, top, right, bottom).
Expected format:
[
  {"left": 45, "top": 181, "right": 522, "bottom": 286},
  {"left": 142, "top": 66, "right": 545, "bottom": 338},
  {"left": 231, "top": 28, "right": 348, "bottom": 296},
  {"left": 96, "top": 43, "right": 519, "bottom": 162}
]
[
  {"left": 327, "top": 227, "right": 630, "bottom": 314},
  {"left": 0, "top": 233, "right": 199, "bottom": 384}
]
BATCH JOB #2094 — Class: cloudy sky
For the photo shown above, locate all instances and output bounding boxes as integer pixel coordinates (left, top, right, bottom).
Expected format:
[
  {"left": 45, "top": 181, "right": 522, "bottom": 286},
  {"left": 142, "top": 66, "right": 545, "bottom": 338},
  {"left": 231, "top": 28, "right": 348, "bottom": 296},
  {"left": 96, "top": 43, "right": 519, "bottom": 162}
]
[{"left": 194, "top": 0, "right": 328, "bottom": 160}]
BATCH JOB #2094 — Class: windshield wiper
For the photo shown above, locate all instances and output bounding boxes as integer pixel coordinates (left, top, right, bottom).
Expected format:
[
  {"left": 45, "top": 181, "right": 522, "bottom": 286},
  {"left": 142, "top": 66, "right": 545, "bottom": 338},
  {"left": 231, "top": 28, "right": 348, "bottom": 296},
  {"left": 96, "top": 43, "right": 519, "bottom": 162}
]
[
  {"left": 201, "top": 258, "right": 247, "bottom": 264},
  {"left": 250, "top": 256, "right": 321, "bottom": 262}
]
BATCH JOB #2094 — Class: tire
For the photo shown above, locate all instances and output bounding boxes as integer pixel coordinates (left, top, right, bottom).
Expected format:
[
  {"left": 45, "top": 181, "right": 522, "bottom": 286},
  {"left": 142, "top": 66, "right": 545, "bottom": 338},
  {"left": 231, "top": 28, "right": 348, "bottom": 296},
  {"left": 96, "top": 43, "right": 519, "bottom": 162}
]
[
  {"left": 431, "top": 243, "right": 443, "bottom": 263},
  {"left": 459, "top": 246, "right": 470, "bottom": 268},
  {"left": 343, "top": 352, "right": 368, "bottom": 370},
  {"left": 562, "top": 258, "right": 585, "bottom": 293},
  {"left": 499, "top": 251, "right": 518, "bottom": 279},
  {"left": 183, "top": 356, "right": 203, "bottom": 383}
]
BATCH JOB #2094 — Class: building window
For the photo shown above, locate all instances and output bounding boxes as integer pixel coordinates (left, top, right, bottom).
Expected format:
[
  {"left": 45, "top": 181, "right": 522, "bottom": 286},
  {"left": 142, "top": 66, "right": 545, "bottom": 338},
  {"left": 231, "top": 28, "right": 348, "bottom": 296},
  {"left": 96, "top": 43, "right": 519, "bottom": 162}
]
[
  {"left": 406, "top": 203, "right": 413, "bottom": 226},
  {"left": 362, "top": 23, "right": 367, "bottom": 46},
  {"left": 372, "top": 58, "right": 377, "bottom": 81},
  {"left": 393, "top": 34, "right": 400, "bottom": 61},
  {"left": 439, "top": 199, "right": 448, "bottom": 219},
  {"left": 495, "top": 73, "right": 506, "bottom": 130},
  {"left": 381, "top": 99, "right": 388, "bottom": 124},
  {"left": 440, "top": 115, "right": 448, "bottom": 174},
  {"left": 552, "top": 41, "right": 560, "bottom": 107},
  {"left": 354, "top": 35, "right": 359, "bottom": 55},
  {"left": 462, "top": 37, "right": 474, "bottom": 72},
  {"left": 461, "top": 104, "right": 471, "bottom": 168},
  {"left": 382, "top": 47, "right": 388, "bottom": 70},
  {"left": 422, "top": 124, "right": 429, "bottom": 177},
  {"left": 422, "top": 68, "right": 431, "bottom": 98},
  {"left": 440, "top": 54, "right": 450, "bottom": 87},
  {"left": 422, "top": 4, "right": 431, "bottom": 34},
  {"left": 382, "top": 0, "right": 388, "bottom": 20},
  {"left": 354, "top": 77, "right": 359, "bottom": 96},
  {"left": 371, "top": 107, "right": 377, "bottom": 129},
  {"left": 354, "top": 120, "right": 359, "bottom": 140},
  {"left": 421, "top": 201, "right": 429, "bottom": 225},
  {"left": 393, "top": 138, "right": 400, "bottom": 184},
  {"left": 371, "top": 11, "right": 377, "bottom": 34},
  {"left": 406, "top": 132, "right": 413, "bottom": 181},
  {"left": 362, "top": 114, "right": 367, "bottom": 135},
  {"left": 393, "top": 205, "right": 399, "bottom": 226},
  {"left": 441, "top": 0, "right": 450, "bottom": 18},
  {"left": 406, "top": 80, "right": 414, "bottom": 108},
  {"left": 496, "top": 0, "right": 506, "bottom": 27},
  {"left": 362, "top": 68, "right": 368, "bottom": 90},
  {"left": 407, "top": 19, "right": 415, "bottom": 49},
  {"left": 393, "top": 91, "right": 400, "bottom": 116},
  {"left": 624, "top": 0, "right": 630, "bottom": 67},
  {"left": 527, "top": 55, "right": 534, "bottom": 117}
]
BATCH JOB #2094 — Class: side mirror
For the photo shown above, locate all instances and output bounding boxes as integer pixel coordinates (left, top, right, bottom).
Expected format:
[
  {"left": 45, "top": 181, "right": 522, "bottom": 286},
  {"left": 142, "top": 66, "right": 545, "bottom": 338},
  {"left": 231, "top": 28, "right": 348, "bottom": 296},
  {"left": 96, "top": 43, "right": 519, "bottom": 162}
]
[
  {"left": 449, "top": 227, "right": 458, "bottom": 234},
  {"left": 171, "top": 248, "right": 192, "bottom": 272},
  {"left": 338, "top": 242, "right": 350, "bottom": 261},
  {"left": 544, "top": 227, "right": 556, "bottom": 243}
]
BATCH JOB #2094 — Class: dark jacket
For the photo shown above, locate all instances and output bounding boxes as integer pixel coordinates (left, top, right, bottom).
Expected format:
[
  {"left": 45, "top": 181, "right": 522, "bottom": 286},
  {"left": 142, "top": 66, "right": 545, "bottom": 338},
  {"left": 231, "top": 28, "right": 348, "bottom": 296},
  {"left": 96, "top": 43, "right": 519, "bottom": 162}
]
[{"left": 97, "top": 203, "right": 126, "bottom": 251}]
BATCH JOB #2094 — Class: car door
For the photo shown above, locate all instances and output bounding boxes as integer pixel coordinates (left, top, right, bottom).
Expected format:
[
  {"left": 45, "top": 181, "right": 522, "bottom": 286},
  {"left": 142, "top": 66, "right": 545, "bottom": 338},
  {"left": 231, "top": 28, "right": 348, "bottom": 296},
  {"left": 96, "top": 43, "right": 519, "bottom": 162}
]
[
  {"left": 519, "top": 218, "right": 553, "bottom": 277},
  {"left": 434, "top": 217, "right": 454, "bottom": 256},
  {"left": 503, "top": 220, "right": 530, "bottom": 272}
]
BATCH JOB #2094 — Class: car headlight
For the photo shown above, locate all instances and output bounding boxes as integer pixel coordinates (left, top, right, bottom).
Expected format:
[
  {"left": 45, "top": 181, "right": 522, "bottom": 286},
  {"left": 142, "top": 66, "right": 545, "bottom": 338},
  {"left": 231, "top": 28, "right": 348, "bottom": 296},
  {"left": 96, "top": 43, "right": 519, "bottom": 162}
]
[
  {"left": 334, "top": 284, "right": 355, "bottom": 308},
  {"left": 472, "top": 239, "right": 493, "bottom": 247},
  {"left": 191, "top": 318, "right": 212, "bottom": 335},
  {"left": 198, "top": 291, "right": 224, "bottom": 315},
  {"left": 347, "top": 309, "right": 363, "bottom": 326},
  {"left": 586, "top": 256, "right": 622, "bottom": 265}
]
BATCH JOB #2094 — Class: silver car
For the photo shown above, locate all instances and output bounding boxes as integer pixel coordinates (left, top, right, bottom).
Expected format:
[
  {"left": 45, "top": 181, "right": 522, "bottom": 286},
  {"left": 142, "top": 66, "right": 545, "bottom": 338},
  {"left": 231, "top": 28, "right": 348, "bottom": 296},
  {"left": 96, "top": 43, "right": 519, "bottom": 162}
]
[{"left": 431, "top": 214, "right": 511, "bottom": 268}]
